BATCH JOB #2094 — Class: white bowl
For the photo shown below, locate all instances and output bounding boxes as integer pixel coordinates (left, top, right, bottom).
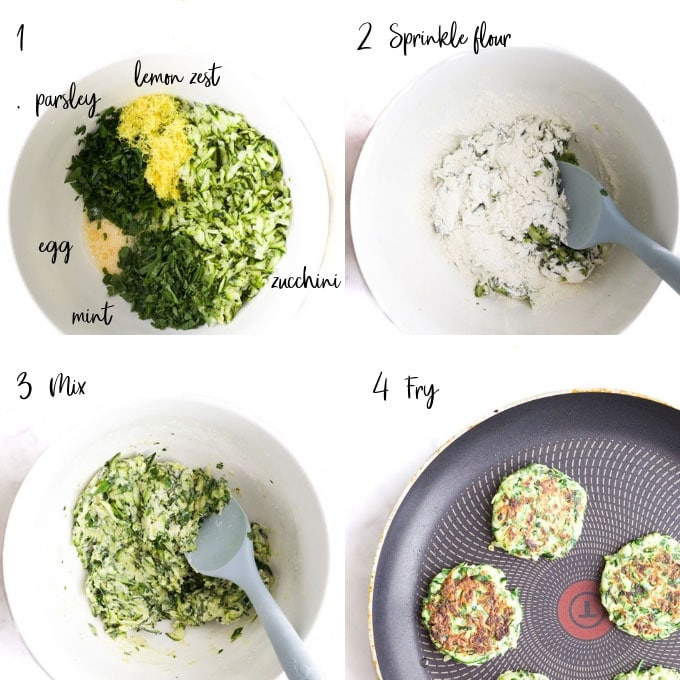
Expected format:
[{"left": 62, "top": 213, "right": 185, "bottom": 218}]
[
  {"left": 10, "top": 55, "right": 329, "bottom": 334},
  {"left": 3, "top": 397, "right": 328, "bottom": 680},
  {"left": 351, "top": 47, "right": 678, "bottom": 333}
]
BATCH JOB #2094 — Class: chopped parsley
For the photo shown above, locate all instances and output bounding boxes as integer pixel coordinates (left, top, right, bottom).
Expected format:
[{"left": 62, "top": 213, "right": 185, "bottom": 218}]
[{"left": 65, "top": 107, "right": 165, "bottom": 235}]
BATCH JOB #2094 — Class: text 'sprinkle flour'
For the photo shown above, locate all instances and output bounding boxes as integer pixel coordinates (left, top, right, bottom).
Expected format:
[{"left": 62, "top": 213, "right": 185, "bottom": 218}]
[{"left": 431, "top": 115, "right": 604, "bottom": 303}]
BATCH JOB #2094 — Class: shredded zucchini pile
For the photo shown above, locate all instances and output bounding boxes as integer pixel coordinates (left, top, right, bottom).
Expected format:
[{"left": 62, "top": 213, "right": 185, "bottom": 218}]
[
  {"left": 66, "top": 94, "right": 291, "bottom": 330},
  {"left": 72, "top": 454, "right": 272, "bottom": 640}
]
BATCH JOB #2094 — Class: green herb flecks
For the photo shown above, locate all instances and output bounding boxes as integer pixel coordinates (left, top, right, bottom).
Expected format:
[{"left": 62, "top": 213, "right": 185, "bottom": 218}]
[
  {"left": 524, "top": 223, "right": 604, "bottom": 278},
  {"left": 65, "top": 107, "right": 165, "bottom": 235},
  {"left": 72, "top": 454, "right": 273, "bottom": 641},
  {"left": 473, "top": 278, "right": 531, "bottom": 305},
  {"left": 104, "top": 230, "right": 218, "bottom": 330},
  {"left": 556, "top": 148, "right": 579, "bottom": 166},
  {"left": 525, "top": 223, "right": 553, "bottom": 247}
]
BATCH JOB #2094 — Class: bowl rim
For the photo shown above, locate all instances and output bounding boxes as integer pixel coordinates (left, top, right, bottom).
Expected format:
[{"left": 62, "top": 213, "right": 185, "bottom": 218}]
[
  {"left": 2, "top": 393, "right": 330, "bottom": 680},
  {"left": 8, "top": 52, "right": 331, "bottom": 335},
  {"left": 350, "top": 45, "right": 679, "bottom": 334}
]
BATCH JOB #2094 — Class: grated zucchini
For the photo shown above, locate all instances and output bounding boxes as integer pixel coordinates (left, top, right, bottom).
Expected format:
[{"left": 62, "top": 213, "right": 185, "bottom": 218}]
[{"left": 72, "top": 453, "right": 272, "bottom": 640}]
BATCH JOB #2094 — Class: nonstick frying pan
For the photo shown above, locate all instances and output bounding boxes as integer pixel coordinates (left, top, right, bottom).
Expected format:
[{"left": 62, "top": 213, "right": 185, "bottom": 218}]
[{"left": 369, "top": 392, "right": 680, "bottom": 679}]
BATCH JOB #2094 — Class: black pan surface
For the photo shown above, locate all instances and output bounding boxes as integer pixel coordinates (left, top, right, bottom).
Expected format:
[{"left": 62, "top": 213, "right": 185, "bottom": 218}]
[{"left": 370, "top": 392, "right": 680, "bottom": 679}]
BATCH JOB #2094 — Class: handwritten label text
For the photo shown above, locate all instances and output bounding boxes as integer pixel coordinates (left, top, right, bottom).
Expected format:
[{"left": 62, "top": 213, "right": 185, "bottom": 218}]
[
  {"left": 134, "top": 59, "right": 222, "bottom": 88},
  {"left": 35, "top": 81, "right": 101, "bottom": 118}
]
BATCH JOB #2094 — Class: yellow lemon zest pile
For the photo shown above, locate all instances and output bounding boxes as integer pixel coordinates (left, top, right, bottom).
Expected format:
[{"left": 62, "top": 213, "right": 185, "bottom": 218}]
[{"left": 118, "top": 94, "right": 192, "bottom": 200}]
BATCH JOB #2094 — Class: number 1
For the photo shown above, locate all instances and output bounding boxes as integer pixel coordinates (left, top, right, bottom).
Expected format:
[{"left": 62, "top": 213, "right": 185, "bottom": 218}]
[{"left": 17, "top": 24, "right": 24, "bottom": 51}]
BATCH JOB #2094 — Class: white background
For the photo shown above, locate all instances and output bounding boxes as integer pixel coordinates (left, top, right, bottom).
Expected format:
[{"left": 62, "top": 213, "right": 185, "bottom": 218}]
[
  {"left": 0, "top": 0, "right": 343, "bottom": 677},
  {"left": 345, "top": 0, "right": 680, "bottom": 337},
  {"left": 343, "top": 2, "right": 680, "bottom": 678},
  {"left": 1, "top": 1, "right": 680, "bottom": 680}
]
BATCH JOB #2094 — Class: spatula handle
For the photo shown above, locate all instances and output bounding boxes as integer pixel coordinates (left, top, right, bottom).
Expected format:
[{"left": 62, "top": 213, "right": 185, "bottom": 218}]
[
  {"left": 243, "top": 575, "right": 324, "bottom": 680},
  {"left": 602, "top": 199, "right": 680, "bottom": 295}
]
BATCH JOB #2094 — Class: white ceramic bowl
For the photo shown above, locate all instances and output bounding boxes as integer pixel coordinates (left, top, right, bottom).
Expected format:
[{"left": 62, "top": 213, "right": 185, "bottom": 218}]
[
  {"left": 351, "top": 47, "right": 678, "bottom": 333},
  {"left": 10, "top": 55, "right": 329, "bottom": 334},
  {"left": 3, "top": 397, "right": 328, "bottom": 680}
]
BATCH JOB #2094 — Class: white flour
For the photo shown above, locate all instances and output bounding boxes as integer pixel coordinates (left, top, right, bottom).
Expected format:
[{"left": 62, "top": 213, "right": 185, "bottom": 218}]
[{"left": 431, "top": 114, "right": 604, "bottom": 303}]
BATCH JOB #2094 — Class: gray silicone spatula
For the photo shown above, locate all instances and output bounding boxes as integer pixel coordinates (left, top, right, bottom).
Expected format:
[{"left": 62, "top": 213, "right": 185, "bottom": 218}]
[
  {"left": 558, "top": 161, "right": 680, "bottom": 294},
  {"left": 186, "top": 498, "right": 322, "bottom": 680}
]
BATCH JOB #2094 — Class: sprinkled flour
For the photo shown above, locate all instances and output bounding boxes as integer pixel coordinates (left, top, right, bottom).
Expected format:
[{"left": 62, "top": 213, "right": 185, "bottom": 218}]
[{"left": 431, "top": 115, "right": 604, "bottom": 303}]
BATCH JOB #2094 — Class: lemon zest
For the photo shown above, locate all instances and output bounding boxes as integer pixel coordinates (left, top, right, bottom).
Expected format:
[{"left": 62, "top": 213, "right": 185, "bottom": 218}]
[{"left": 118, "top": 94, "right": 192, "bottom": 200}]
